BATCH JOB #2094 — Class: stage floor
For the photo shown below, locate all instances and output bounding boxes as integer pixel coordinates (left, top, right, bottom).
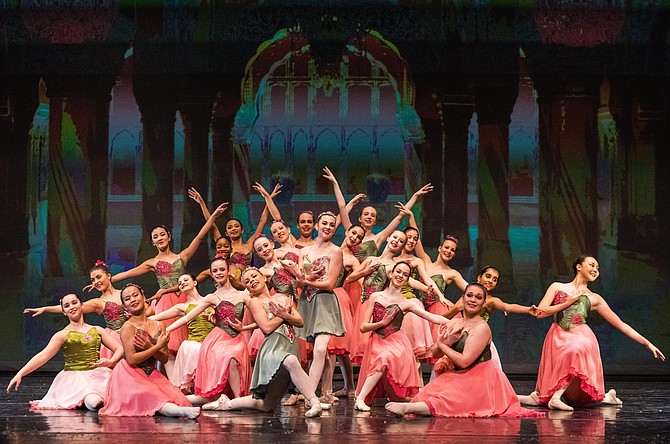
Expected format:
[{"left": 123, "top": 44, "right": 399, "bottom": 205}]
[{"left": 0, "top": 374, "right": 668, "bottom": 443}]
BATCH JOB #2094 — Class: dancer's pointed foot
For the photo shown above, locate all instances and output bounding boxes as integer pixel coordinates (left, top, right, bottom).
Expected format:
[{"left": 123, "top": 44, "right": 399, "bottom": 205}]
[
  {"left": 305, "top": 397, "right": 323, "bottom": 417},
  {"left": 602, "top": 389, "right": 623, "bottom": 406},
  {"left": 548, "top": 395, "right": 574, "bottom": 411},
  {"left": 284, "top": 393, "right": 304, "bottom": 406},
  {"left": 320, "top": 392, "right": 338, "bottom": 404},
  {"left": 518, "top": 391, "right": 540, "bottom": 406},
  {"left": 184, "top": 407, "right": 201, "bottom": 419},
  {"left": 354, "top": 398, "right": 370, "bottom": 412},
  {"left": 385, "top": 402, "right": 407, "bottom": 417},
  {"left": 202, "top": 395, "right": 231, "bottom": 411}
]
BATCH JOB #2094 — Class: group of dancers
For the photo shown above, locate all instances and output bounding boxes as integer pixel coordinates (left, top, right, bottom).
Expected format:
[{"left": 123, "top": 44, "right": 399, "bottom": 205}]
[{"left": 8, "top": 167, "right": 665, "bottom": 420}]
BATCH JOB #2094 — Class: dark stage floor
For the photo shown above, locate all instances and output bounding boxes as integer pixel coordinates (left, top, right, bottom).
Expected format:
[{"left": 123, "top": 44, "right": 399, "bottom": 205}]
[{"left": 0, "top": 374, "right": 668, "bottom": 443}]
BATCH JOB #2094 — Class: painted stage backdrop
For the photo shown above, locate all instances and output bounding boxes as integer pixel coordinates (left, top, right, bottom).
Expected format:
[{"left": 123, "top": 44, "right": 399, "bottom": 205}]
[{"left": 1, "top": 1, "right": 669, "bottom": 374}]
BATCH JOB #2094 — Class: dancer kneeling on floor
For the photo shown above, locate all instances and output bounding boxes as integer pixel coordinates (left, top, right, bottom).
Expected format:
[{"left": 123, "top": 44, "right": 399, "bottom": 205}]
[
  {"left": 210, "top": 267, "right": 324, "bottom": 417},
  {"left": 354, "top": 261, "right": 449, "bottom": 412}
]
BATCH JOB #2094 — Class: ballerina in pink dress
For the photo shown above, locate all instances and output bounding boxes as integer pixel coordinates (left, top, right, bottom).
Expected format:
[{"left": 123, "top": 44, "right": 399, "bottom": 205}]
[
  {"left": 8, "top": 293, "right": 123, "bottom": 411},
  {"left": 518, "top": 255, "right": 665, "bottom": 411},
  {"left": 149, "top": 274, "right": 216, "bottom": 393},
  {"left": 98, "top": 284, "right": 199, "bottom": 419},
  {"left": 88, "top": 202, "right": 226, "bottom": 380},
  {"left": 354, "top": 261, "right": 449, "bottom": 412},
  {"left": 163, "top": 257, "right": 252, "bottom": 408}
]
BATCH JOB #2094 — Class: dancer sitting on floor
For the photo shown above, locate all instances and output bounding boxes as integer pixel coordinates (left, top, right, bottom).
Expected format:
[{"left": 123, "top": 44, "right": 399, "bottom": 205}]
[
  {"left": 518, "top": 255, "right": 665, "bottom": 411},
  {"left": 8, "top": 293, "right": 122, "bottom": 411},
  {"left": 98, "top": 284, "right": 199, "bottom": 418},
  {"left": 385, "top": 283, "right": 544, "bottom": 418}
]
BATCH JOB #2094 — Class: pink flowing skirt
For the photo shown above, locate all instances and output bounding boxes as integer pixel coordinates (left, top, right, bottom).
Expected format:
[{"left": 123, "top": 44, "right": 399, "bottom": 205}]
[
  {"left": 412, "top": 359, "right": 544, "bottom": 418},
  {"left": 169, "top": 340, "right": 202, "bottom": 392},
  {"left": 535, "top": 323, "right": 605, "bottom": 405},
  {"left": 401, "top": 311, "right": 434, "bottom": 360},
  {"left": 355, "top": 330, "right": 422, "bottom": 405},
  {"left": 98, "top": 359, "right": 191, "bottom": 416},
  {"left": 350, "top": 298, "right": 371, "bottom": 365},
  {"left": 328, "top": 287, "right": 353, "bottom": 355},
  {"left": 153, "top": 291, "right": 188, "bottom": 354},
  {"left": 30, "top": 367, "right": 111, "bottom": 410},
  {"left": 194, "top": 327, "right": 251, "bottom": 398}
]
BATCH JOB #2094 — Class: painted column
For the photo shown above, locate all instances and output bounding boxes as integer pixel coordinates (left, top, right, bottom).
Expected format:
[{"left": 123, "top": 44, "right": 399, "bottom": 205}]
[
  {"left": 211, "top": 77, "right": 241, "bottom": 211},
  {"left": 43, "top": 75, "right": 115, "bottom": 276},
  {"left": 474, "top": 75, "right": 519, "bottom": 293},
  {"left": 133, "top": 75, "right": 178, "bottom": 262},
  {"left": 442, "top": 91, "right": 475, "bottom": 269},
  {"left": 609, "top": 77, "right": 667, "bottom": 254},
  {"left": 413, "top": 75, "right": 445, "bottom": 251},
  {"left": 179, "top": 81, "right": 216, "bottom": 268},
  {"left": 533, "top": 75, "right": 601, "bottom": 280},
  {"left": 0, "top": 76, "right": 40, "bottom": 254}
]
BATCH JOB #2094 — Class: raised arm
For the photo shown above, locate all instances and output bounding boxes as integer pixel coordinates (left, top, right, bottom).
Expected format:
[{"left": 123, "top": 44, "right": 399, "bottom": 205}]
[
  {"left": 402, "top": 205, "right": 431, "bottom": 263},
  {"left": 109, "top": 259, "right": 155, "bottom": 284},
  {"left": 488, "top": 297, "right": 535, "bottom": 315},
  {"left": 149, "top": 303, "right": 188, "bottom": 322},
  {"left": 25, "top": 299, "right": 106, "bottom": 316},
  {"left": 253, "top": 182, "right": 283, "bottom": 222},
  {"left": 322, "top": 166, "right": 351, "bottom": 230},
  {"left": 243, "top": 185, "right": 281, "bottom": 249},
  {"left": 404, "top": 183, "right": 434, "bottom": 211},
  {"left": 591, "top": 294, "right": 665, "bottom": 361},
  {"left": 188, "top": 187, "right": 223, "bottom": 240},
  {"left": 372, "top": 210, "right": 407, "bottom": 250},
  {"left": 7, "top": 331, "right": 66, "bottom": 392},
  {"left": 180, "top": 202, "right": 228, "bottom": 264}
]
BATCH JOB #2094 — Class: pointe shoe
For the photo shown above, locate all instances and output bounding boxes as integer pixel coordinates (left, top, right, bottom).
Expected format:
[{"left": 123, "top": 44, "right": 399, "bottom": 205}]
[
  {"left": 304, "top": 404, "right": 323, "bottom": 418},
  {"left": 603, "top": 389, "right": 623, "bottom": 406},
  {"left": 305, "top": 398, "right": 331, "bottom": 410},
  {"left": 186, "top": 407, "right": 201, "bottom": 419},
  {"left": 320, "top": 393, "right": 339, "bottom": 404},
  {"left": 354, "top": 398, "right": 370, "bottom": 412},
  {"left": 202, "top": 395, "right": 231, "bottom": 411},
  {"left": 284, "top": 393, "right": 304, "bottom": 406},
  {"left": 332, "top": 388, "right": 354, "bottom": 398}
]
